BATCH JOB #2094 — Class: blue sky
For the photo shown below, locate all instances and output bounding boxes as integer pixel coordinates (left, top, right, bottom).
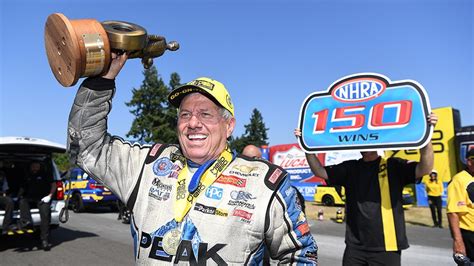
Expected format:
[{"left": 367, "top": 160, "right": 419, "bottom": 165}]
[{"left": 1, "top": 0, "right": 472, "bottom": 147}]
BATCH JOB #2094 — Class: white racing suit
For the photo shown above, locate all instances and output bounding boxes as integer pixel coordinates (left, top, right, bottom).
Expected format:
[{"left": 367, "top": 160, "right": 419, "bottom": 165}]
[{"left": 67, "top": 77, "right": 318, "bottom": 265}]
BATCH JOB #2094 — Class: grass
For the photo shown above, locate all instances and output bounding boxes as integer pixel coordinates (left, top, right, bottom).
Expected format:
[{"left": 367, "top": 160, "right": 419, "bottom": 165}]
[{"left": 305, "top": 202, "right": 448, "bottom": 228}]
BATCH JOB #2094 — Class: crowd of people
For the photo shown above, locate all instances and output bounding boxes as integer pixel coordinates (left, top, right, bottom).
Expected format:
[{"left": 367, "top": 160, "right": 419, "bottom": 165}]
[{"left": 2, "top": 50, "right": 472, "bottom": 265}]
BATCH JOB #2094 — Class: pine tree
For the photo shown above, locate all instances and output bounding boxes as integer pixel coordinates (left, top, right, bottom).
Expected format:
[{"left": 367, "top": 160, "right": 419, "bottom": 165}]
[
  {"left": 125, "top": 66, "right": 179, "bottom": 144},
  {"left": 230, "top": 108, "right": 269, "bottom": 153}
]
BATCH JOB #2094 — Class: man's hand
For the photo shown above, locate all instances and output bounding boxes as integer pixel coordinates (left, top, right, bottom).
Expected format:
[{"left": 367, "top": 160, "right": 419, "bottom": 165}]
[
  {"left": 41, "top": 195, "right": 52, "bottom": 204},
  {"left": 294, "top": 128, "right": 302, "bottom": 137},
  {"left": 428, "top": 112, "right": 438, "bottom": 127},
  {"left": 102, "top": 52, "right": 129, "bottom": 80}
]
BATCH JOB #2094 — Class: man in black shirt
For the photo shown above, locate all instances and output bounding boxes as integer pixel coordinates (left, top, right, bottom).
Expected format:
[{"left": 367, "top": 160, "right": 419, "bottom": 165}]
[
  {"left": 18, "top": 162, "right": 56, "bottom": 250},
  {"left": 295, "top": 113, "right": 437, "bottom": 266}
]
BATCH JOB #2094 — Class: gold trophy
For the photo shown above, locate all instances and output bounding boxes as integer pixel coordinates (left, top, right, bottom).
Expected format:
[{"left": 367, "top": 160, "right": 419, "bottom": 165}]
[{"left": 44, "top": 13, "right": 179, "bottom": 87}]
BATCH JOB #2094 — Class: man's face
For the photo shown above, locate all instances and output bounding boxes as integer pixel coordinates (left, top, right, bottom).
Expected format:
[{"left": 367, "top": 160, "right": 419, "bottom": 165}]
[
  {"left": 30, "top": 162, "right": 41, "bottom": 174},
  {"left": 177, "top": 93, "right": 235, "bottom": 165}
]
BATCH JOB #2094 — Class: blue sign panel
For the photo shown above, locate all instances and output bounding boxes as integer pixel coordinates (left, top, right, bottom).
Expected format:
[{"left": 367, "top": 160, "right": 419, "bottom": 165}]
[{"left": 298, "top": 73, "right": 432, "bottom": 152}]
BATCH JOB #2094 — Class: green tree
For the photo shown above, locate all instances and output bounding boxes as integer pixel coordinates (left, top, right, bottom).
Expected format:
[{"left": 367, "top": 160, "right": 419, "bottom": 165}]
[
  {"left": 230, "top": 108, "right": 269, "bottom": 153},
  {"left": 53, "top": 153, "right": 70, "bottom": 173},
  {"left": 125, "top": 66, "right": 180, "bottom": 144}
]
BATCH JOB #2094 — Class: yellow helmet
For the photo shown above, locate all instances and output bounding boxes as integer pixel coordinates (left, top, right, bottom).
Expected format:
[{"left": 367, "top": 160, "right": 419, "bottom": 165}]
[{"left": 168, "top": 77, "right": 234, "bottom": 117}]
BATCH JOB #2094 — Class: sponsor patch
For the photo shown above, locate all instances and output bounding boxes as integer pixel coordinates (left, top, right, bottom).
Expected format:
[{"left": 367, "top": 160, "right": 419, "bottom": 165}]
[
  {"left": 194, "top": 203, "right": 228, "bottom": 217},
  {"left": 296, "top": 222, "right": 310, "bottom": 236},
  {"left": 268, "top": 168, "right": 282, "bottom": 184},
  {"left": 230, "top": 190, "right": 256, "bottom": 201},
  {"left": 149, "top": 178, "right": 172, "bottom": 201},
  {"left": 168, "top": 164, "right": 182, "bottom": 179},
  {"left": 149, "top": 144, "right": 162, "bottom": 157},
  {"left": 232, "top": 209, "right": 252, "bottom": 221},
  {"left": 216, "top": 175, "right": 247, "bottom": 187},
  {"left": 205, "top": 186, "right": 223, "bottom": 200},
  {"left": 457, "top": 201, "right": 466, "bottom": 207},
  {"left": 153, "top": 158, "right": 173, "bottom": 176}
]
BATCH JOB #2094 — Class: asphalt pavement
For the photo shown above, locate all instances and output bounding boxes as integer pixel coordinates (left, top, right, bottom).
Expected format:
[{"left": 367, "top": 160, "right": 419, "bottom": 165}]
[{"left": 0, "top": 211, "right": 455, "bottom": 265}]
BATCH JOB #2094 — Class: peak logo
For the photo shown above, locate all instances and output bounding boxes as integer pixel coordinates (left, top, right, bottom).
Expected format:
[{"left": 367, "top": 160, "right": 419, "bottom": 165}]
[{"left": 331, "top": 78, "right": 385, "bottom": 103}]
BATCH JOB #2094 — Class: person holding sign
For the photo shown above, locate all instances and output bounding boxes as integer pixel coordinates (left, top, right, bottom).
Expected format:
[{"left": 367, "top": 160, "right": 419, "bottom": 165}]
[
  {"left": 423, "top": 169, "right": 444, "bottom": 228},
  {"left": 447, "top": 149, "right": 474, "bottom": 264},
  {"left": 66, "top": 52, "right": 318, "bottom": 265},
  {"left": 294, "top": 112, "right": 437, "bottom": 266}
]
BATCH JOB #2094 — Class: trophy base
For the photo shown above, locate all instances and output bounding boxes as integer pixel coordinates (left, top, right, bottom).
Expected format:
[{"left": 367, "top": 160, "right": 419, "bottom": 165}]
[{"left": 45, "top": 13, "right": 111, "bottom": 87}]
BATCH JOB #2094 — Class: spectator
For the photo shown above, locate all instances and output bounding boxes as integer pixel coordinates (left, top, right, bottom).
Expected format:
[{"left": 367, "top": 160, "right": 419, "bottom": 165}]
[
  {"left": 18, "top": 162, "right": 56, "bottom": 250},
  {"left": 423, "top": 169, "right": 444, "bottom": 228},
  {"left": 447, "top": 149, "right": 474, "bottom": 263},
  {"left": 294, "top": 112, "right": 437, "bottom": 266}
]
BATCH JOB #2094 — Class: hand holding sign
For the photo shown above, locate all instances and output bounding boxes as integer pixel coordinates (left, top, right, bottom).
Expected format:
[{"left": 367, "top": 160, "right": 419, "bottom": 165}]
[{"left": 298, "top": 73, "right": 433, "bottom": 153}]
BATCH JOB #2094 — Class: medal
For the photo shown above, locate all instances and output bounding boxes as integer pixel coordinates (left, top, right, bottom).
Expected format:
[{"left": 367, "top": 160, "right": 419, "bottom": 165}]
[{"left": 162, "top": 229, "right": 181, "bottom": 255}]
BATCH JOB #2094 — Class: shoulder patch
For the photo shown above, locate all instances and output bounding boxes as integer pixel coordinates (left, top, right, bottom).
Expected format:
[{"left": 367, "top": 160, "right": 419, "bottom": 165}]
[
  {"left": 145, "top": 143, "right": 173, "bottom": 164},
  {"left": 264, "top": 164, "right": 287, "bottom": 191}
]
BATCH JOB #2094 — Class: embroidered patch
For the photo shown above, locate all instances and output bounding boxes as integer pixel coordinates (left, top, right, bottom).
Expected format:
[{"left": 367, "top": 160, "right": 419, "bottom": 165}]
[{"left": 153, "top": 157, "right": 173, "bottom": 176}]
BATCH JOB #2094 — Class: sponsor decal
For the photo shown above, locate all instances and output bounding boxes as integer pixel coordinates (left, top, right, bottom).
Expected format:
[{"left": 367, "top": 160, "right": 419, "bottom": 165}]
[
  {"left": 232, "top": 209, "right": 253, "bottom": 220},
  {"left": 194, "top": 203, "right": 228, "bottom": 217},
  {"left": 170, "top": 152, "right": 186, "bottom": 165},
  {"left": 153, "top": 158, "right": 173, "bottom": 176},
  {"left": 191, "top": 79, "right": 215, "bottom": 90},
  {"left": 215, "top": 175, "right": 247, "bottom": 187},
  {"left": 232, "top": 165, "right": 260, "bottom": 174},
  {"left": 230, "top": 190, "right": 256, "bottom": 201},
  {"left": 268, "top": 168, "right": 282, "bottom": 184},
  {"left": 205, "top": 186, "right": 223, "bottom": 200},
  {"left": 209, "top": 157, "right": 229, "bottom": 176},
  {"left": 296, "top": 222, "right": 310, "bottom": 236},
  {"left": 228, "top": 200, "right": 255, "bottom": 210},
  {"left": 141, "top": 231, "right": 227, "bottom": 264},
  {"left": 298, "top": 73, "right": 432, "bottom": 152},
  {"left": 149, "top": 178, "right": 172, "bottom": 201},
  {"left": 149, "top": 144, "right": 162, "bottom": 157},
  {"left": 194, "top": 203, "right": 216, "bottom": 215},
  {"left": 168, "top": 164, "right": 182, "bottom": 179}
]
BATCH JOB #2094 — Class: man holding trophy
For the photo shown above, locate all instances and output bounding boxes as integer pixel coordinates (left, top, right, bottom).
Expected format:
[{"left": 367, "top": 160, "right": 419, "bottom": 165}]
[{"left": 60, "top": 18, "right": 318, "bottom": 263}]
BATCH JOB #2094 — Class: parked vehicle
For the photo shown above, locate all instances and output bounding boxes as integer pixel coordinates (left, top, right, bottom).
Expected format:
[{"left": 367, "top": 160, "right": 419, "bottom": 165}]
[
  {"left": 314, "top": 185, "right": 345, "bottom": 206},
  {"left": 64, "top": 168, "right": 119, "bottom": 213},
  {"left": 0, "top": 136, "right": 66, "bottom": 234}
]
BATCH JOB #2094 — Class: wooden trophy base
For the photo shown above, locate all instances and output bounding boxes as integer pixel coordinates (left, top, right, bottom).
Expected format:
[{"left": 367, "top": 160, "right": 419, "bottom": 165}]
[{"left": 44, "top": 13, "right": 111, "bottom": 87}]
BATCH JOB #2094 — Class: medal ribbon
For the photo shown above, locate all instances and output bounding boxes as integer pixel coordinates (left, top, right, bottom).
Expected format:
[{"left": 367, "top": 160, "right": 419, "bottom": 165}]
[{"left": 174, "top": 146, "right": 233, "bottom": 222}]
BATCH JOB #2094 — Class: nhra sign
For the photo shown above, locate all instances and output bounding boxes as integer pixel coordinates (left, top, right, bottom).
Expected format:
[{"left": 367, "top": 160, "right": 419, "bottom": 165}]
[
  {"left": 269, "top": 143, "right": 326, "bottom": 201},
  {"left": 298, "top": 73, "right": 432, "bottom": 152}
]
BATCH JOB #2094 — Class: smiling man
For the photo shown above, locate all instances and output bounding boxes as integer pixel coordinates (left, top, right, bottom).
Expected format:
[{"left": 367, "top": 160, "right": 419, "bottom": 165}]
[{"left": 67, "top": 53, "right": 318, "bottom": 265}]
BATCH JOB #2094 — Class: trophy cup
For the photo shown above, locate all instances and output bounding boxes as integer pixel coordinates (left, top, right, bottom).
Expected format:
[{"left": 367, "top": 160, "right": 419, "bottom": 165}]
[{"left": 44, "top": 13, "right": 179, "bottom": 87}]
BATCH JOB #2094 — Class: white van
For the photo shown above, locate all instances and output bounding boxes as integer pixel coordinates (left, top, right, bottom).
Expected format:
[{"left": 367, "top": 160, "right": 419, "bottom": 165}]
[{"left": 0, "top": 137, "right": 66, "bottom": 234}]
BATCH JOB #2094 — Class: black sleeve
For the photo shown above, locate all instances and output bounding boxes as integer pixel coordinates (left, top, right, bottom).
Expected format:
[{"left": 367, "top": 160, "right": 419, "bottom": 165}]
[
  {"left": 388, "top": 157, "right": 417, "bottom": 187},
  {"left": 325, "top": 161, "right": 351, "bottom": 187}
]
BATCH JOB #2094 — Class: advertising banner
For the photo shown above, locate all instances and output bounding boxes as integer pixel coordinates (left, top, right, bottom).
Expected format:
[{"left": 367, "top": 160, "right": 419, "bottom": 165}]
[
  {"left": 456, "top": 126, "right": 474, "bottom": 167},
  {"left": 269, "top": 144, "right": 325, "bottom": 201},
  {"left": 385, "top": 107, "right": 461, "bottom": 183},
  {"left": 298, "top": 73, "right": 432, "bottom": 152}
]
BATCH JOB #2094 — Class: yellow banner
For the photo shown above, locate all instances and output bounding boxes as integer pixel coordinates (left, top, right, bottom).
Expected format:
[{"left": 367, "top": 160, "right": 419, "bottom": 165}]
[{"left": 384, "top": 107, "right": 460, "bottom": 182}]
